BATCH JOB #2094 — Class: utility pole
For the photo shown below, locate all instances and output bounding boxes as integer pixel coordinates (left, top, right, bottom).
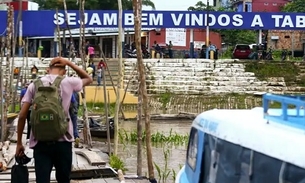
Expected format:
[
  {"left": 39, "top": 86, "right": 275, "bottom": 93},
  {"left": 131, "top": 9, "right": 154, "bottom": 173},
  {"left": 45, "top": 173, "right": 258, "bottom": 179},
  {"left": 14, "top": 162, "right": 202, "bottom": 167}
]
[{"left": 206, "top": 0, "right": 210, "bottom": 59}]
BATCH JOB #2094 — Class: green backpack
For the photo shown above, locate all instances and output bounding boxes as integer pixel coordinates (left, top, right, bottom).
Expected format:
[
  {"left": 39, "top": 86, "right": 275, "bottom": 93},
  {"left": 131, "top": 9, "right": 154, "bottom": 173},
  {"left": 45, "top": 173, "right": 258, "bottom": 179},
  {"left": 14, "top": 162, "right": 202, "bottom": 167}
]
[{"left": 30, "top": 76, "right": 70, "bottom": 141}]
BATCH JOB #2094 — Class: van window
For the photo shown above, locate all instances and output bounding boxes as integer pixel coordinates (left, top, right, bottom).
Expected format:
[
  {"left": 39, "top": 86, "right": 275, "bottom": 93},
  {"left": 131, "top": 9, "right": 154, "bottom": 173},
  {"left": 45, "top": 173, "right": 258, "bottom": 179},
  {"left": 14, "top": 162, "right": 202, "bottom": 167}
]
[
  {"left": 236, "top": 45, "right": 250, "bottom": 50},
  {"left": 187, "top": 127, "right": 198, "bottom": 171},
  {"left": 199, "top": 133, "right": 305, "bottom": 183}
]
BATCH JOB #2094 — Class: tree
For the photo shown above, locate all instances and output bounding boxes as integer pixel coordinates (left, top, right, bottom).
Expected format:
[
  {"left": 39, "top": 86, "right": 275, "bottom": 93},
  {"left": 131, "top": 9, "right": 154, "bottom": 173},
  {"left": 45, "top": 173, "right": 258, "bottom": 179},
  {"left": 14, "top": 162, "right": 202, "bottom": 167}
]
[
  {"left": 281, "top": 0, "right": 305, "bottom": 12},
  {"left": 188, "top": 1, "right": 256, "bottom": 45},
  {"left": 188, "top": 1, "right": 215, "bottom": 11},
  {"left": 133, "top": 0, "right": 156, "bottom": 181},
  {"left": 113, "top": 0, "right": 123, "bottom": 156},
  {"left": 34, "top": 0, "right": 155, "bottom": 10}
]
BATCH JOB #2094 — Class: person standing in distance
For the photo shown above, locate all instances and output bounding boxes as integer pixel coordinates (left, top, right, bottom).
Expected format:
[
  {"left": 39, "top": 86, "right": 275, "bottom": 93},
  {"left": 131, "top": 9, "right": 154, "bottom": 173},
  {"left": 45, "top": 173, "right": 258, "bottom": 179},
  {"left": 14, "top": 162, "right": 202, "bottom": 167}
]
[
  {"left": 20, "top": 81, "right": 32, "bottom": 144},
  {"left": 15, "top": 57, "right": 93, "bottom": 183}
]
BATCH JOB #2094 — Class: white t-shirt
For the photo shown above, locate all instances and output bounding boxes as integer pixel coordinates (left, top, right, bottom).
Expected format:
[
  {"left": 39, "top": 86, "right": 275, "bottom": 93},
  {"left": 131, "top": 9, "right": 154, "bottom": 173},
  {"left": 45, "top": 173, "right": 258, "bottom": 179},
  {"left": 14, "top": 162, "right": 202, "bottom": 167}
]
[{"left": 97, "top": 68, "right": 102, "bottom": 77}]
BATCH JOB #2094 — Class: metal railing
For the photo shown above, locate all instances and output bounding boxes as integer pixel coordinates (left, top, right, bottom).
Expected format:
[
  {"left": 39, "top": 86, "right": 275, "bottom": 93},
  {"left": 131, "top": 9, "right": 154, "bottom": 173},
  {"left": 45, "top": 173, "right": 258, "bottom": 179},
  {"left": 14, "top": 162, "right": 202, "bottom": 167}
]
[{"left": 263, "top": 93, "right": 305, "bottom": 129}]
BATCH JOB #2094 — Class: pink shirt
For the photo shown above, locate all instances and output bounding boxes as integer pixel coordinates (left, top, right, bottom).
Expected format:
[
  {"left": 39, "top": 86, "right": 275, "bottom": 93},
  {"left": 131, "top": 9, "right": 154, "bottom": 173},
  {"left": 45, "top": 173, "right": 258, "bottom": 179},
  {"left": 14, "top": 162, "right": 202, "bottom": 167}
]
[
  {"left": 88, "top": 46, "right": 94, "bottom": 55},
  {"left": 21, "top": 74, "right": 83, "bottom": 148}
]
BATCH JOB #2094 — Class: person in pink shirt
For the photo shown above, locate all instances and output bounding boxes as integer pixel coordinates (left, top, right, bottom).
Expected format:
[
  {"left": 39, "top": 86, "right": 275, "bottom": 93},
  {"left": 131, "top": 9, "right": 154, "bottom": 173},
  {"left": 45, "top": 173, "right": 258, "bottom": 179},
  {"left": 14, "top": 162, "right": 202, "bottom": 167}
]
[
  {"left": 15, "top": 57, "right": 93, "bottom": 183},
  {"left": 88, "top": 45, "right": 95, "bottom": 59}
]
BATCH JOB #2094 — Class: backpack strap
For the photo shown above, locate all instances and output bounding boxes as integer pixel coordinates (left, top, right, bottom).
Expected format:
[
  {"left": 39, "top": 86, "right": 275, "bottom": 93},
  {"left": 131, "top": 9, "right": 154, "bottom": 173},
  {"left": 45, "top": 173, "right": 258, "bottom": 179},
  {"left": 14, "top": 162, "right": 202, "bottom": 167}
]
[
  {"left": 33, "top": 79, "right": 44, "bottom": 92},
  {"left": 52, "top": 76, "right": 64, "bottom": 88}
]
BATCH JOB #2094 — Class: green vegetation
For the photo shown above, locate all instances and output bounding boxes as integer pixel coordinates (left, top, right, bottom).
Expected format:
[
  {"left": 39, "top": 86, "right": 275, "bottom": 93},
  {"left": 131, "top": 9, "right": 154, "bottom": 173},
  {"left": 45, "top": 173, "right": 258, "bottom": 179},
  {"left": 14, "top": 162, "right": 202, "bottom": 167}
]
[
  {"left": 158, "top": 92, "right": 173, "bottom": 109},
  {"left": 154, "top": 148, "right": 171, "bottom": 183},
  {"left": 281, "top": 0, "right": 305, "bottom": 12},
  {"left": 154, "top": 146, "right": 184, "bottom": 182},
  {"left": 188, "top": 1, "right": 256, "bottom": 46},
  {"left": 0, "top": 104, "right": 21, "bottom": 114},
  {"left": 119, "top": 129, "right": 189, "bottom": 146},
  {"left": 9, "top": 104, "right": 21, "bottom": 113},
  {"left": 244, "top": 62, "right": 301, "bottom": 85},
  {"left": 109, "top": 154, "right": 128, "bottom": 173}
]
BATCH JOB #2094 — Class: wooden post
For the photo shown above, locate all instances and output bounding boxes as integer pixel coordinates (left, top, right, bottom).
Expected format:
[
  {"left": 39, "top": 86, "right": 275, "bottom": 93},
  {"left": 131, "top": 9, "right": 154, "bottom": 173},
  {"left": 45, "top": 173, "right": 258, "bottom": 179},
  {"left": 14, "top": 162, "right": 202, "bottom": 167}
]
[
  {"left": 2, "top": 6, "right": 13, "bottom": 142},
  {"left": 114, "top": 0, "right": 123, "bottom": 155},
  {"left": 63, "top": 0, "right": 76, "bottom": 66},
  {"left": 0, "top": 37, "right": 5, "bottom": 142},
  {"left": 25, "top": 38, "right": 29, "bottom": 82},
  {"left": 98, "top": 44, "right": 126, "bottom": 119},
  {"left": 133, "top": 0, "right": 143, "bottom": 177},
  {"left": 132, "top": 0, "right": 156, "bottom": 180},
  {"left": 102, "top": 66, "right": 111, "bottom": 154},
  {"left": 9, "top": 6, "right": 16, "bottom": 113},
  {"left": 79, "top": 0, "right": 92, "bottom": 147}
]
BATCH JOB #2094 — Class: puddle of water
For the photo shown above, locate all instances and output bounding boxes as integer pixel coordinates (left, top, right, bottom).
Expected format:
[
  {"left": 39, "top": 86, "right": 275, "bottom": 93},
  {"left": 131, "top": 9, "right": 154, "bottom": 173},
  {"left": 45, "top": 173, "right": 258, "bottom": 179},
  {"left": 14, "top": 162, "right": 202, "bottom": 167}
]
[
  {"left": 120, "top": 120, "right": 191, "bottom": 135},
  {"left": 96, "top": 120, "right": 192, "bottom": 179}
]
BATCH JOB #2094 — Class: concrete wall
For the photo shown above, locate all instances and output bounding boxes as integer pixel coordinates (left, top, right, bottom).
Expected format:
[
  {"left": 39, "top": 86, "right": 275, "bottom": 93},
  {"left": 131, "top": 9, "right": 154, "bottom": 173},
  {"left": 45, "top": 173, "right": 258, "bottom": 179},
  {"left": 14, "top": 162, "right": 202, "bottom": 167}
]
[
  {"left": 5, "top": 57, "right": 289, "bottom": 95},
  {"left": 268, "top": 30, "right": 304, "bottom": 51},
  {"left": 124, "top": 59, "right": 287, "bottom": 94}
]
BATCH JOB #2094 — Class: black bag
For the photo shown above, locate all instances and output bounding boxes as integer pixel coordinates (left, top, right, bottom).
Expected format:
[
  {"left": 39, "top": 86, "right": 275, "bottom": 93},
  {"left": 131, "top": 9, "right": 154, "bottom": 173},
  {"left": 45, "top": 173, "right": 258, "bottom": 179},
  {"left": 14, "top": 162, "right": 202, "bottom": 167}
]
[
  {"left": 11, "top": 164, "right": 29, "bottom": 183},
  {"left": 11, "top": 155, "right": 31, "bottom": 183}
]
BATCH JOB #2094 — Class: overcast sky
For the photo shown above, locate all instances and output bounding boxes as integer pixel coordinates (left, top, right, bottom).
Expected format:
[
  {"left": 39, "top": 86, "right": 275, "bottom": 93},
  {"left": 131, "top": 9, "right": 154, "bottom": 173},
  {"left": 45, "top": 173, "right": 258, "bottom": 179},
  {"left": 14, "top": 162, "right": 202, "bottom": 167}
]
[{"left": 143, "top": 0, "right": 204, "bottom": 10}]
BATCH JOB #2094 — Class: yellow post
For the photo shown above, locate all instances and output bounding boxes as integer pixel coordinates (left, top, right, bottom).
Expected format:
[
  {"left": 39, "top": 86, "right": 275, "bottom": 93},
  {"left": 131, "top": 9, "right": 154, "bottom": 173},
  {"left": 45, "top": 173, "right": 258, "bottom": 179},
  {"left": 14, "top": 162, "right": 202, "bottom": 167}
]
[
  {"left": 210, "top": 50, "right": 214, "bottom": 59},
  {"left": 151, "top": 50, "right": 155, "bottom": 58},
  {"left": 37, "top": 50, "right": 41, "bottom": 59}
]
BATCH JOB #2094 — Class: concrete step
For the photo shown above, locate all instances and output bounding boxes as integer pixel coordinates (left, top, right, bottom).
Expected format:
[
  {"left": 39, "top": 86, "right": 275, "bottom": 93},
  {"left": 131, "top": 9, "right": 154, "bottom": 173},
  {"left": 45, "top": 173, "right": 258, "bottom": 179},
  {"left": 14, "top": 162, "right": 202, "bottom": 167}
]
[{"left": 124, "top": 75, "right": 258, "bottom": 81}]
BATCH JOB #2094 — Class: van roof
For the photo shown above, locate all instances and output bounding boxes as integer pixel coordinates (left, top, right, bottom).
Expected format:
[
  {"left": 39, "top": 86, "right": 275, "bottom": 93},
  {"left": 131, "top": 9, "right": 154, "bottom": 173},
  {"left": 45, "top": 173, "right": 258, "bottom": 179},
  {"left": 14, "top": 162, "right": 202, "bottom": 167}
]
[{"left": 193, "top": 107, "right": 305, "bottom": 169}]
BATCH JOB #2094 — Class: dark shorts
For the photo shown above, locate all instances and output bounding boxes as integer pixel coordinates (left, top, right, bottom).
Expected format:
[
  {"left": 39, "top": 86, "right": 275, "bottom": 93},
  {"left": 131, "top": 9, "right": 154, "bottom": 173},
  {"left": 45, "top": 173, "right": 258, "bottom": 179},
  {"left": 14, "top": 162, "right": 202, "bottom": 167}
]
[{"left": 34, "top": 141, "right": 72, "bottom": 183}]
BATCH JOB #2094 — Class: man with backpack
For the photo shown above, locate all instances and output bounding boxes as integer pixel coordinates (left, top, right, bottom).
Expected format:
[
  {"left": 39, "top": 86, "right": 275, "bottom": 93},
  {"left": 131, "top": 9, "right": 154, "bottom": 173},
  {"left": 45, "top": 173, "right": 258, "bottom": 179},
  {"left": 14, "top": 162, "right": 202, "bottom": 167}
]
[{"left": 15, "top": 57, "right": 93, "bottom": 183}]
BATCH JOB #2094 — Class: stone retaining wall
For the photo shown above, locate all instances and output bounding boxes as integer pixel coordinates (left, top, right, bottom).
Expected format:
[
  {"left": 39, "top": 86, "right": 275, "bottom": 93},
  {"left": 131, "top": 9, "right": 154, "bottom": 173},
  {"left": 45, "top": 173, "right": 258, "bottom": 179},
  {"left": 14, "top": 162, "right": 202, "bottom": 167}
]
[{"left": 123, "top": 59, "right": 288, "bottom": 94}]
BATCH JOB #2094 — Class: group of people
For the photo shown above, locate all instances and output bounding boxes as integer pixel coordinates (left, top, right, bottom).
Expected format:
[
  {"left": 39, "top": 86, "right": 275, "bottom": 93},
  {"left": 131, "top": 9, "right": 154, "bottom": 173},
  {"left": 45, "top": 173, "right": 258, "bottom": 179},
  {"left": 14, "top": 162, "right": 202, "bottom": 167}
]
[
  {"left": 153, "top": 40, "right": 173, "bottom": 58},
  {"left": 86, "top": 60, "right": 106, "bottom": 86},
  {"left": 17, "top": 57, "right": 93, "bottom": 183}
]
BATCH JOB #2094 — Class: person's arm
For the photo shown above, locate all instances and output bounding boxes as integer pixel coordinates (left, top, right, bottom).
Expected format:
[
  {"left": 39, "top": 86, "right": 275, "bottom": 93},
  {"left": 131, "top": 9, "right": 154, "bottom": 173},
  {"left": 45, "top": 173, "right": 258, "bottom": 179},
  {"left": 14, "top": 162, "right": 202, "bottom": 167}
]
[
  {"left": 67, "top": 62, "right": 93, "bottom": 87},
  {"left": 17, "top": 84, "right": 34, "bottom": 145}
]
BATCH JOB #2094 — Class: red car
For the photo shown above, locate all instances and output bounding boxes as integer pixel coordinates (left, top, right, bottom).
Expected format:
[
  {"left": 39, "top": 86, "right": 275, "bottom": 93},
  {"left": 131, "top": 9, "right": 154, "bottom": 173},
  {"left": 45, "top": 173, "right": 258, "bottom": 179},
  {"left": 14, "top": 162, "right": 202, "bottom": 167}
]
[{"left": 232, "top": 44, "right": 251, "bottom": 59}]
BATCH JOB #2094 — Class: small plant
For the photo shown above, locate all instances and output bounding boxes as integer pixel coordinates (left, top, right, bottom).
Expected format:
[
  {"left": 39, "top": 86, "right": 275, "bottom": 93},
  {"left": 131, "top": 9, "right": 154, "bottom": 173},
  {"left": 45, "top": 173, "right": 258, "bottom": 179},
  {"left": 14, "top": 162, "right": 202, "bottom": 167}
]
[
  {"left": 118, "top": 129, "right": 189, "bottom": 145},
  {"left": 154, "top": 147, "right": 171, "bottom": 183},
  {"left": 159, "top": 92, "right": 172, "bottom": 109},
  {"left": 109, "top": 154, "right": 128, "bottom": 173},
  {"left": 171, "top": 169, "right": 176, "bottom": 181}
]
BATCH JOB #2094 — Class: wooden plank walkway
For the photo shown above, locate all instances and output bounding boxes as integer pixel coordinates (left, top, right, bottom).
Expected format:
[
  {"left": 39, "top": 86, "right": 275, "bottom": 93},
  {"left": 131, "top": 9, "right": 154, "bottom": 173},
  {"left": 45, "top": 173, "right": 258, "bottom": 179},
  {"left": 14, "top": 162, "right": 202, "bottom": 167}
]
[{"left": 0, "top": 117, "right": 150, "bottom": 183}]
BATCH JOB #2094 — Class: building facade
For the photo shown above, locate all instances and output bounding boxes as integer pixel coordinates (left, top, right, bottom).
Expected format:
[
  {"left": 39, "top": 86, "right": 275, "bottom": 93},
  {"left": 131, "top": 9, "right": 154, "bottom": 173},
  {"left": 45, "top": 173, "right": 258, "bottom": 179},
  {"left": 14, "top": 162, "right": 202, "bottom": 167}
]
[
  {"left": 267, "top": 30, "right": 305, "bottom": 54},
  {"left": 148, "top": 29, "right": 222, "bottom": 50},
  {"left": 0, "top": 1, "right": 39, "bottom": 10},
  {"left": 231, "top": 0, "right": 289, "bottom": 12}
]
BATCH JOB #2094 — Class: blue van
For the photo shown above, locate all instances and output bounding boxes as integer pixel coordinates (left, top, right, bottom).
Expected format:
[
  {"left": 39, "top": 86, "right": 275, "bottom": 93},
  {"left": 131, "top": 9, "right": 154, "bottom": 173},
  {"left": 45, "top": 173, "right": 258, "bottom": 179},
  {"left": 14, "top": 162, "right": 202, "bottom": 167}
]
[{"left": 176, "top": 94, "right": 305, "bottom": 183}]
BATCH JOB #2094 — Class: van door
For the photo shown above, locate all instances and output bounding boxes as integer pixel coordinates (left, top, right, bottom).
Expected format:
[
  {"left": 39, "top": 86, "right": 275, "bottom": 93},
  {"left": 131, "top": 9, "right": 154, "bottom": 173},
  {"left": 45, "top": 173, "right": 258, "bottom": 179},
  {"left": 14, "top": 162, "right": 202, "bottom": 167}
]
[{"left": 184, "top": 126, "right": 205, "bottom": 183}]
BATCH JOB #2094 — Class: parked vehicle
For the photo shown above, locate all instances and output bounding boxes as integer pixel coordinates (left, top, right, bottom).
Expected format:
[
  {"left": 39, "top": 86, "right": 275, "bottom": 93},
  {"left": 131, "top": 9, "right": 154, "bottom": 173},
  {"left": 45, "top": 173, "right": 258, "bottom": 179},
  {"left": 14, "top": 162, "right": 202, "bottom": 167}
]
[
  {"left": 232, "top": 44, "right": 251, "bottom": 59},
  {"left": 176, "top": 94, "right": 305, "bottom": 183}
]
